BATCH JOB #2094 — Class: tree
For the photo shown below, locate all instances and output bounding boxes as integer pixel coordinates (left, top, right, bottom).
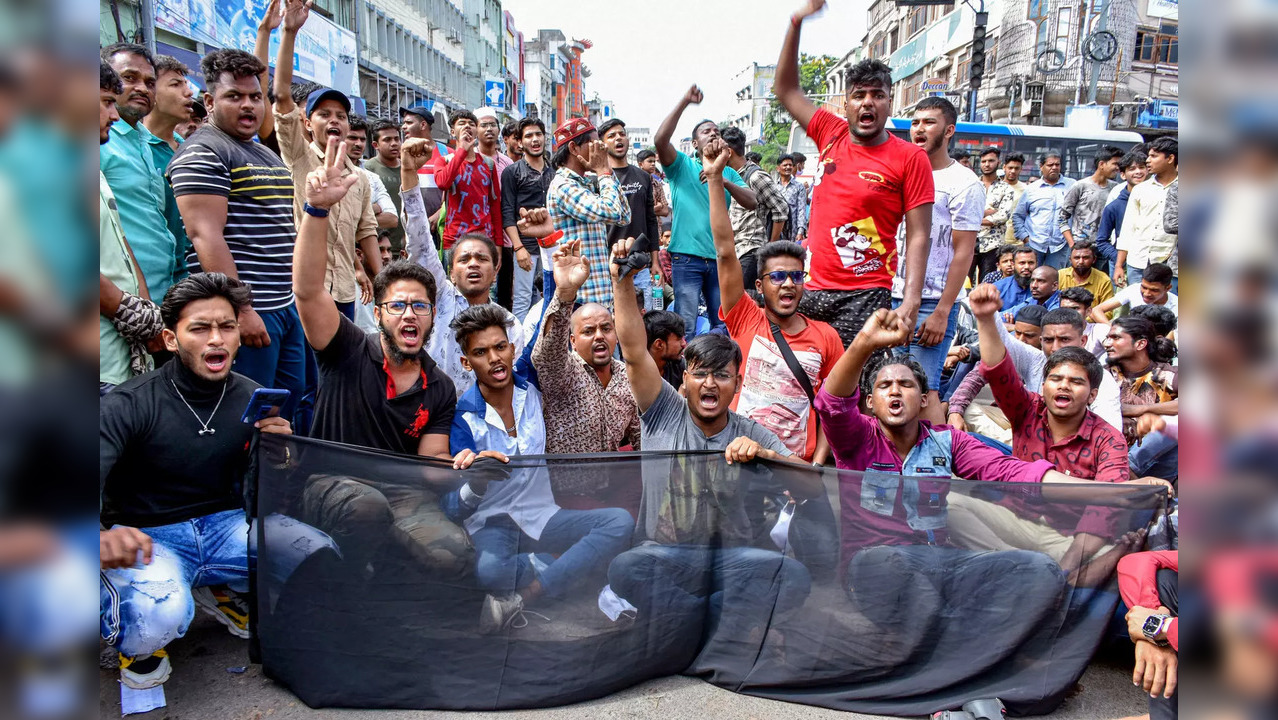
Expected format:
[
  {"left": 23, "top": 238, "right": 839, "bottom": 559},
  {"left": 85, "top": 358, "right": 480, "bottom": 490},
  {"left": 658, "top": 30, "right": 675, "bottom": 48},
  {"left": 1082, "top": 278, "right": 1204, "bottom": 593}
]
[{"left": 757, "top": 53, "right": 838, "bottom": 169}]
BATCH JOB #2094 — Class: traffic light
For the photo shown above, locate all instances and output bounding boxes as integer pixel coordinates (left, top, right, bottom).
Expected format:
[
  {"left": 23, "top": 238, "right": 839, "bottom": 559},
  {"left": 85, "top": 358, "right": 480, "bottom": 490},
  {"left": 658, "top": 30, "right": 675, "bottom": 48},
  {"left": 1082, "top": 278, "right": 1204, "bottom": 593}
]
[{"left": 970, "top": 13, "right": 988, "bottom": 89}]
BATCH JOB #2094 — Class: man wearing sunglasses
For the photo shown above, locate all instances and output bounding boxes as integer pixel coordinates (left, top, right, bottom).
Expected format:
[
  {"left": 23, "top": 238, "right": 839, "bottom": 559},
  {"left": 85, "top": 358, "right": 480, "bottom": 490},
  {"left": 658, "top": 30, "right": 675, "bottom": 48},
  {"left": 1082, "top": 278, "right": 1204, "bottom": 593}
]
[{"left": 704, "top": 139, "right": 844, "bottom": 465}]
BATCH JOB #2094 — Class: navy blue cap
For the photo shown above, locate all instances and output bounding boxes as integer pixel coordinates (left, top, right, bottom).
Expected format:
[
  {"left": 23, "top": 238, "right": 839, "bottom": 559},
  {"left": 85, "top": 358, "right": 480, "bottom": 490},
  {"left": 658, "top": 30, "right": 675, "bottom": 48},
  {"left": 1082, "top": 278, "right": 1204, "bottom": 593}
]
[
  {"left": 1014, "top": 304, "right": 1048, "bottom": 327},
  {"left": 399, "top": 100, "right": 436, "bottom": 124},
  {"left": 304, "top": 88, "right": 351, "bottom": 117}
]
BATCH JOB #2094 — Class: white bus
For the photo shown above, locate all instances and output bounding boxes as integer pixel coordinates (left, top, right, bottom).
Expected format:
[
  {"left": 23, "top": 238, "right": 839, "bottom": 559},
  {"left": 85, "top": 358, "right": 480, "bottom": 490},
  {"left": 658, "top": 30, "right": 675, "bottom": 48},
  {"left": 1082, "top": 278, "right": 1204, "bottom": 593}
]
[{"left": 788, "top": 119, "right": 1146, "bottom": 180}]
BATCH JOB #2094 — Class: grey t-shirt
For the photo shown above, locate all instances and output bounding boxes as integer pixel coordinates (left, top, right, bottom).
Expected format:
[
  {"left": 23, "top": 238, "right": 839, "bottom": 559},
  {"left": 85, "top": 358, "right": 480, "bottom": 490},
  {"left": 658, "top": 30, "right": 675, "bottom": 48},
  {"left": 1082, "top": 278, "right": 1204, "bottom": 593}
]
[{"left": 636, "top": 381, "right": 792, "bottom": 546}]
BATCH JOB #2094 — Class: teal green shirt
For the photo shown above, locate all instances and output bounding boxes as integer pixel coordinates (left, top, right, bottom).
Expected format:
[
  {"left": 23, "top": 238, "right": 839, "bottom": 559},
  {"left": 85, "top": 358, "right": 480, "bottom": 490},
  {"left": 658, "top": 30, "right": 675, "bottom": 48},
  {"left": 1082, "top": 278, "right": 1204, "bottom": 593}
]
[
  {"left": 100, "top": 120, "right": 180, "bottom": 301},
  {"left": 661, "top": 151, "right": 746, "bottom": 259},
  {"left": 145, "top": 129, "right": 191, "bottom": 285}
]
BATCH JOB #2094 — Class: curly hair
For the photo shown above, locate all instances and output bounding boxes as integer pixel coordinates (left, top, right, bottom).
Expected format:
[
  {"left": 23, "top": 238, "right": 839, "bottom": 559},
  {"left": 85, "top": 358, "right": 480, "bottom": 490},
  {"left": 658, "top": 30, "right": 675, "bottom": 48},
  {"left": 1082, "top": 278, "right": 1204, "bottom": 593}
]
[
  {"left": 200, "top": 49, "right": 266, "bottom": 92},
  {"left": 451, "top": 303, "right": 512, "bottom": 352},
  {"left": 101, "top": 61, "right": 123, "bottom": 94},
  {"left": 843, "top": 59, "right": 892, "bottom": 92},
  {"left": 862, "top": 352, "right": 929, "bottom": 396}
]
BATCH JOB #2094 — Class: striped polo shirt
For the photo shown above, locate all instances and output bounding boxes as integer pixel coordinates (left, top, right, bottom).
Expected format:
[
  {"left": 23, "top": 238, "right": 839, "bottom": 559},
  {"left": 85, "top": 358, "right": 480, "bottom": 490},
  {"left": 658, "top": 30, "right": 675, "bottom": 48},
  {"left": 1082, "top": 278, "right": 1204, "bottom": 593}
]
[{"left": 167, "top": 124, "right": 296, "bottom": 311}]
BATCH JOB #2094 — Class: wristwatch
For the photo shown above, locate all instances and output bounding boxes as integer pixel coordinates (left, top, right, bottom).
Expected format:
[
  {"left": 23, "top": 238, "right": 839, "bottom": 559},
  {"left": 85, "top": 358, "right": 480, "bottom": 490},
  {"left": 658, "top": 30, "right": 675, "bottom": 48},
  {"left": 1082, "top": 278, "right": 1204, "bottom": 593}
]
[{"left": 1142, "top": 613, "right": 1171, "bottom": 645}]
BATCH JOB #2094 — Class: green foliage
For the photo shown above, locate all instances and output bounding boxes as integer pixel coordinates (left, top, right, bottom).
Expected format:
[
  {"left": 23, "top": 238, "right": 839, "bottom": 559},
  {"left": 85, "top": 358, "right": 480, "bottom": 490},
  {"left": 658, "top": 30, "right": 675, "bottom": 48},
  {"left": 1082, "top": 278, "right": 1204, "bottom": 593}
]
[{"left": 755, "top": 53, "right": 837, "bottom": 170}]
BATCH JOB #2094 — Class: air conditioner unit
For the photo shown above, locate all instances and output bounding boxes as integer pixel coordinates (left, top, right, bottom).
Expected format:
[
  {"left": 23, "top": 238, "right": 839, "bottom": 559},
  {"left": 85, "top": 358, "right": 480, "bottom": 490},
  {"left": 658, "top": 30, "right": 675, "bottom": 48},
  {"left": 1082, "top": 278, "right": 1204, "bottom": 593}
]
[
  {"left": 1020, "top": 81, "right": 1045, "bottom": 119},
  {"left": 447, "top": 28, "right": 460, "bottom": 42}
]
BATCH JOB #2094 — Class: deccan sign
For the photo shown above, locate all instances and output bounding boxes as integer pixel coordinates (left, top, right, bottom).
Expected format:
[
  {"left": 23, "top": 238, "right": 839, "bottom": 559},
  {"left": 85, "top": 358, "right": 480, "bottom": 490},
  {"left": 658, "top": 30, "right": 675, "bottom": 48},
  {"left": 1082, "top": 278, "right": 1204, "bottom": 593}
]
[{"left": 920, "top": 78, "right": 949, "bottom": 95}]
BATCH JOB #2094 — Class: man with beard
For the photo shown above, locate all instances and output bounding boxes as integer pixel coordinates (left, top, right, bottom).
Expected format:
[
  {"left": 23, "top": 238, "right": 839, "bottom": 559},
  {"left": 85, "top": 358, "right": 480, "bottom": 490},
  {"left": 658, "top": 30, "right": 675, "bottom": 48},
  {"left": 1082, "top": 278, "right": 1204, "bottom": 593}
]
[
  {"left": 994, "top": 245, "right": 1037, "bottom": 309},
  {"left": 601, "top": 118, "right": 661, "bottom": 308},
  {"left": 501, "top": 117, "right": 555, "bottom": 320},
  {"left": 168, "top": 49, "right": 308, "bottom": 420},
  {"left": 1104, "top": 316, "right": 1179, "bottom": 450},
  {"left": 531, "top": 239, "right": 641, "bottom": 455},
  {"left": 1058, "top": 240, "right": 1114, "bottom": 306},
  {"left": 1013, "top": 153, "right": 1076, "bottom": 269},
  {"left": 547, "top": 118, "right": 631, "bottom": 309},
  {"left": 976, "top": 148, "right": 1017, "bottom": 281},
  {"left": 1001, "top": 153, "right": 1028, "bottom": 245},
  {"left": 444, "top": 304, "right": 633, "bottom": 633},
  {"left": 101, "top": 43, "right": 183, "bottom": 303},
  {"left": 1059, "top": 146, "right": 1123, "bottom": 248},
  {"left": 402, "top": 138, "right": 526, "bottom": 396},
  {"left": 653, "top": 87, "right": 756, "bottom": 339},
  {"left": 142, "top": 55, "right": 195, "bottom": 269},
  {"left": 273, "top": 0, "right": 380, "bottom": 320},
  {"left": 1003, "top": 265, "right": 1061, "bottom": 320},
  {"left": 101, "top": 61, "right": 163, "bottom": 390},
  {"left": 775, "top": 0, "right": 934, "bottom": 348},
  {"left": 705, "top": 141, "right": 842, "bottom": 464},
  {"left": 100, "top": 273, "right": 294, "bottom": 690},
  {"left": 893, "top": 97, "right": 982, "bottom": 423}
]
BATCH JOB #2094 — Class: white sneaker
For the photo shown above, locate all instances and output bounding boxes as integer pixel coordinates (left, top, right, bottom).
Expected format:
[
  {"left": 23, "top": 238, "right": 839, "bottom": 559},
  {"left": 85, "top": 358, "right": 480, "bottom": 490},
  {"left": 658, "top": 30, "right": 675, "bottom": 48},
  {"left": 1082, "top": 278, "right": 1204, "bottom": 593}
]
[
  {"left": 119, "top": 649, "right": 172, "bottom": 690},
  {"left": 480, "top": 593, "right": 525, "bottom": 634}
]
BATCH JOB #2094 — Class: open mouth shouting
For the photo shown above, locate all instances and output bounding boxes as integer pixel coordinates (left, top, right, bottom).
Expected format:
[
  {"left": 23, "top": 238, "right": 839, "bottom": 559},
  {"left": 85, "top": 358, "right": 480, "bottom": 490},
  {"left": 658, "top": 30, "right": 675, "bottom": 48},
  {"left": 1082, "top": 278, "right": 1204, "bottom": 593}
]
[
  {"left": 856, "top": 109, "right": 878, "bottom": 132},
  {"left": 399, "top": 322, "right": 421, "bottom": 348},
  {"left": 238, "top": 111, "right": 257, "bottom": 131},
  {"left": 202, "top": 348, "right": 230, "bottom": 375},
  {"left": 488, "top": 362, "right": 509, "bottom": 383},
  {"left": 591, "top": 340, "right": 611, "bottom": 363},
  {"left": 885, "top": 397, "right": 906, "bottom": 417},
  {"left": 697, "top": 389, "right": 720, "bottom": 413},
  {"left": 776, "top": 289, "right": 798, "bottom": 312},
  {"left": 325, "top": 125, "right": 344, "bottom": 140},
  {"left": 1051, "top": 392, "right": 1074, "bottom": 410}
]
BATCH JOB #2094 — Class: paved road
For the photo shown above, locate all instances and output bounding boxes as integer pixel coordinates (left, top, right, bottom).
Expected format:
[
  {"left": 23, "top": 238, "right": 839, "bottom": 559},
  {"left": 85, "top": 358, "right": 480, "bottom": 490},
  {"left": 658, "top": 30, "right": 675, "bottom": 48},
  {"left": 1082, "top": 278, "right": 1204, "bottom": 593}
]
[{"left": 100, "top": 615, "right": 1147, "bottom": 719}]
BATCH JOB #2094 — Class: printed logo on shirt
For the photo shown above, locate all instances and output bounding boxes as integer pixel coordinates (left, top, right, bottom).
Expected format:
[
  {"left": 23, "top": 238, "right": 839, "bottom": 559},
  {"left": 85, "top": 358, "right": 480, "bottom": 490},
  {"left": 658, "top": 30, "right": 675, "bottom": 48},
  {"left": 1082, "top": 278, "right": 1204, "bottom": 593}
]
[
  {"left": 933, "top": 456, "right": 947, "bottom": 466},
  {"left": 831, "top": 216, "right": 887, "bottom": 274},
  {"left": 859, "top": 171, "right": 885, "bottom": 184},
  {"left": 406, "top": 405, "right": 431, "bottom": 438}
]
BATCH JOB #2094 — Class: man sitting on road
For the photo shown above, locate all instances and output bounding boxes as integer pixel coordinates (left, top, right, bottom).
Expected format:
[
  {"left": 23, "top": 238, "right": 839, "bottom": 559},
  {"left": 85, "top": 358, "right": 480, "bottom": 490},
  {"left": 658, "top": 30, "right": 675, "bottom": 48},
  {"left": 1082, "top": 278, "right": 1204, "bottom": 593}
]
[
  {"left": 101, "top": 274, "right": 298, "bottom": 690},
  {"left": 442, "top": 304, "right": 633, "bottom": 633},
  {"left": 1003, "top": 265, "right": 1061, "bottom": 320},
  {"left": 1060, "top": 287, "right": 1108, "bottom": 358},
  {"left": 644, "top": 310, "right": 686, "bottom": 390}
]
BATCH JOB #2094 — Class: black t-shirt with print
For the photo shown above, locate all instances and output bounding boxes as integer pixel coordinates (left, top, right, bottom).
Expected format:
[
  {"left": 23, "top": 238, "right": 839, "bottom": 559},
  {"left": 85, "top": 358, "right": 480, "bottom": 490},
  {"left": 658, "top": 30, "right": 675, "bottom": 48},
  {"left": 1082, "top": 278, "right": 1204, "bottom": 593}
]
[
  {"left": 311, "top": 315, "right": 456, "bottom": 455},
  {"left": 607, "top": 164, "right": 659, "bottom": 249}
]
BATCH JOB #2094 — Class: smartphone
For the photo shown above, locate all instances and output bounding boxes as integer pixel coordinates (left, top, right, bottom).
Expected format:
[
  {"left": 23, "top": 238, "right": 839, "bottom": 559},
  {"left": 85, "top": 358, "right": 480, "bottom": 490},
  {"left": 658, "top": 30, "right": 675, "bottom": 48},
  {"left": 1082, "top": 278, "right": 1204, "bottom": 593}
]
[{"left": 241, "top": 388, "right": 291, "bottom": 424}]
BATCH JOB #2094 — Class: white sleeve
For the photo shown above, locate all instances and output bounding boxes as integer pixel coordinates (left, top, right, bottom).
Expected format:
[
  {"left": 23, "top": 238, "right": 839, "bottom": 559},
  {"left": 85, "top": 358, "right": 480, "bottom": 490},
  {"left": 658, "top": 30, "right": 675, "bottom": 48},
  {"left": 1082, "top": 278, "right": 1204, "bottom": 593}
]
[
  {"left": 951, "top": 181, "right": 987, "bottom": 232},
  {"left": 1091, "top": 372, "right": 1124, "bottom": 431},
  {"left": 997, "top": 319, "right": 1046, "bottom": 390},
  {"left": 366, "top": 170, "right": 393, "bottom": 212}
]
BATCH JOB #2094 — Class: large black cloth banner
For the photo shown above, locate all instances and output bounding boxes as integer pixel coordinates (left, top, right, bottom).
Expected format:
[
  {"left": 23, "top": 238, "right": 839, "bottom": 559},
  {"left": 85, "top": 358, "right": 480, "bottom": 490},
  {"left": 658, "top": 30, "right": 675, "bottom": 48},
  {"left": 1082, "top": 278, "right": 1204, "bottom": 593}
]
[{"left": 251, "top": 434, "right": 1165, "bottom": 716}]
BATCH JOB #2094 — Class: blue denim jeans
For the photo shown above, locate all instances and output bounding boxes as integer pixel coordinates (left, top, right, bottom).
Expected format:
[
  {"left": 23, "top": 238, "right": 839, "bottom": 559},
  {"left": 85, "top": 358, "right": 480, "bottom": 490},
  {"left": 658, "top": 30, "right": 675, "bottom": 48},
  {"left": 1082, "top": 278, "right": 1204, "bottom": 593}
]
[
  {"left": 471, "top": 508, "right": 633, "bottom": 599},
  {"left": 671, "top": 253, "right": 723, "bottom": 340},
  {"left": 1126, "top": 263, "right": 1144, "bottom": 286},
  {"left": 608, "top": 544, "right": 811, "bottom": 636},
  {"left": 1129, "top": 428, "right": 1179, "bottom": 482},
  {"left": 1036, "top": 245, "right": 1070, "bottom": 270},
  {"left": 892, "top": 297, "right": 959, "bottom": 391},
  {"left": 512, "top": 252, "right": 543, "bottom": 321},
  {"left": 99, "top": 509, "right": 250, "bottom": 658},
  {"left": 231, "top": 303, "right": 311, "bottom": 422}
]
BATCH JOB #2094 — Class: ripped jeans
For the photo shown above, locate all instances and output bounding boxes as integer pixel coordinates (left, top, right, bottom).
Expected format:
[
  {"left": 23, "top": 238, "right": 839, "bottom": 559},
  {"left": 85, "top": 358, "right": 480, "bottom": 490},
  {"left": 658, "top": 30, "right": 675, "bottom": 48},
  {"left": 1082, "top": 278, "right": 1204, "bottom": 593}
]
[{"left": 100, "top": 509, "right": 250, "bottom": 658}]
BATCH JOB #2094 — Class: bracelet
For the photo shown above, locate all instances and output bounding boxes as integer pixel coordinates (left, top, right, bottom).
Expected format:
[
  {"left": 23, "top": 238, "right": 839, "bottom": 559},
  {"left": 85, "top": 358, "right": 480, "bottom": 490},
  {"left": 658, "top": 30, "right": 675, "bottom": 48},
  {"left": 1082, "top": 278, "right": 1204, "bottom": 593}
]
[
  {"left": 791, "top": 14, "right": 802, "bottom": 28},
  {"left": 303, "top": 203, "right": 330, "bottom": 218}
]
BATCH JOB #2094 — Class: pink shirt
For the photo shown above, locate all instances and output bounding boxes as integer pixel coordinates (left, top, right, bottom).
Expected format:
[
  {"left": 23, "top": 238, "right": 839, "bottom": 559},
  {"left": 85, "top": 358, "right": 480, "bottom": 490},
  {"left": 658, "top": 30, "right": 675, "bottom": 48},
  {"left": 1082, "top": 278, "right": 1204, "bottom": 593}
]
[{"left": 814, "top": 387, "right": 1054, "bottom": 564}]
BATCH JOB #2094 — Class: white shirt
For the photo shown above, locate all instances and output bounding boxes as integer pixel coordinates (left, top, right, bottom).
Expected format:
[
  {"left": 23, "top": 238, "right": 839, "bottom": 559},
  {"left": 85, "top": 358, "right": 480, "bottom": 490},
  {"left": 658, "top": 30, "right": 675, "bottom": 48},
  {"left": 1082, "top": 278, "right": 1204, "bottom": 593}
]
[
  {"left": 1117, "top": 176, "right": 1177, "bottom": 270},
  {"left": 455, "top": 383, "right": 558, "bottom": 540},
  {"left": 402, "top": 187, "right": 527, "bottom": 396},
  {"left": 894, "top": 161, "right": 986, "bottom": 300},
  {"left": 1113, "top": 284, "right": 1179, "bottom": 317}
]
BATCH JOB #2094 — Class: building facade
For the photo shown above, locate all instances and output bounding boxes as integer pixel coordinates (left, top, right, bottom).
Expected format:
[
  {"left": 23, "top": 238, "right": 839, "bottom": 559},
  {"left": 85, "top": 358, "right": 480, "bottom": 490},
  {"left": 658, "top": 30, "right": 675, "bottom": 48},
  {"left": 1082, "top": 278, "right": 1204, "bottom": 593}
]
[
  {"left": 358, "top": 0, "right": 469, "bottom": 124},
  {"left": 725, "top": 63, "right": 777, "bottom": 143}
]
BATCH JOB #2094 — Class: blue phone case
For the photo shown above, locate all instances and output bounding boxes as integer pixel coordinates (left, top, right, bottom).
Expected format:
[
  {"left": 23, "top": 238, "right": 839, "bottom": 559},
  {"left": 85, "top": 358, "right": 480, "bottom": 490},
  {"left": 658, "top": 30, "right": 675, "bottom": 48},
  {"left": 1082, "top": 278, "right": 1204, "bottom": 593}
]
[{"left": 242, "top": 388, "right": 291, "bottom": 423}]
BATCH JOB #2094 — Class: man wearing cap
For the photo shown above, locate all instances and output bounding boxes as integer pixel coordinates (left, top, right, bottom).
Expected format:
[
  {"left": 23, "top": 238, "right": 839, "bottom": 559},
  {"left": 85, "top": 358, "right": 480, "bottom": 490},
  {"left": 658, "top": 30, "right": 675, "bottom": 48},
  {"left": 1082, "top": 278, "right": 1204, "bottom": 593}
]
[
  {"left": 273, "top": 0, "right": 380, "bottom": 320},
  {"left": 400, "top": 100, "right": 450, "bottom": 249},
  {"left": 546, "top": 118, "right": 631, "bottom": 309},
  {"left": 653, "top": 85, "right": 757, "bottom": 340}
]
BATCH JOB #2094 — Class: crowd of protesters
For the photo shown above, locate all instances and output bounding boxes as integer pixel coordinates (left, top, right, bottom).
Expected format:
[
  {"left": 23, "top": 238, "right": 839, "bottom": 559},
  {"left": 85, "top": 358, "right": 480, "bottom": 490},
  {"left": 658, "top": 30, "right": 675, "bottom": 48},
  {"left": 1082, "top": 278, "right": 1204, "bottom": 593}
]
[{"left": 98, "top": 0, "right": 1179, "bottom": 716}]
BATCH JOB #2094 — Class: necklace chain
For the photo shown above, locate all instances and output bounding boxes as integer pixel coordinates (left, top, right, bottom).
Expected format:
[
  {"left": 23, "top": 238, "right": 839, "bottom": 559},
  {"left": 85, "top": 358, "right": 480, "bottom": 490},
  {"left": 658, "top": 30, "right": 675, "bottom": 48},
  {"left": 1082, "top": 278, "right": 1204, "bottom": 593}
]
[{"left": 171, "top": 380, "right": 227, "bottom": 436}]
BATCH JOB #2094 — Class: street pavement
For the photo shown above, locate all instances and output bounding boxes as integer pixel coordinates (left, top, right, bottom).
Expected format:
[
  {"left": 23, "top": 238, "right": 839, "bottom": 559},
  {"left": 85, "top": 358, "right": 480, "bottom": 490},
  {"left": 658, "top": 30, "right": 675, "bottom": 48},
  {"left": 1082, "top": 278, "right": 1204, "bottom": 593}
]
[{"left": 99, "top": 614, "right": 1147, "bottom": 719}]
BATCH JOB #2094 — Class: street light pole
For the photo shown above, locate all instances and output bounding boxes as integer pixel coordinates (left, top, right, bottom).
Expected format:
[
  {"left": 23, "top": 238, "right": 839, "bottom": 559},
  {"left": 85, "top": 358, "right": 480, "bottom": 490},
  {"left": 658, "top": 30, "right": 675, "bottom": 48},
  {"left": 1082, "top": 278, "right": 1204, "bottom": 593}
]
[{"left": 1086, "top": 0, "right": 1114, "bottom": 104}]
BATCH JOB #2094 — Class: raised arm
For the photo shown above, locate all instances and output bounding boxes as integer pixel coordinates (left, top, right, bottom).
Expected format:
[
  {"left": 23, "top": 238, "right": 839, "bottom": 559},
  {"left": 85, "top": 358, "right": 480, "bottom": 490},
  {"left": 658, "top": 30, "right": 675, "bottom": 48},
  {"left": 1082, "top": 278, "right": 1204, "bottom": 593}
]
[
  {"left": 971, "top": 283, "right": 1009, "bottom": 368},
  {"left": 773, "top": 0, "right": 825, "bottom": 132},
  {"left": 272, "top": 0, "right": 311, "bottom": 116},
  {"left": 434, "top": 129, "right": 475, "bottom": 190},
  {"left": 531, "top": 239, "right": 589, "bottom": 391},
  {"left": 704, "top": 141, "right": 744, "bottom": 315},
  {"left": 398, "top": 138, "right": 448, "bottom": 289},
  {"left": 822, "top": 307, "right": 911, "bottom": 398},
  {"left": 254, "top": 0, "right": 281, "bottom": 142},
  {"left": 654, "top": 85, "right": 701, "bottom": 167},
  {"left": 611, "top": 237, "right": 663, "bottom": 411},
  {"left": 293, "top": 137, "right": 359, "bottom": 351}
]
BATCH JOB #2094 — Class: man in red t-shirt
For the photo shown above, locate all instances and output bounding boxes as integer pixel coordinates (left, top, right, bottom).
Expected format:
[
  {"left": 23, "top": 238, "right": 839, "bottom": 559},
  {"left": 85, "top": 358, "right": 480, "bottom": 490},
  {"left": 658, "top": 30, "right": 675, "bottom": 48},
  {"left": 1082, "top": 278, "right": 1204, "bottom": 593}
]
[
  {"left": 433, "top": 109, "right": 503, "bottom": 262},
  {"left": 775, "top": 0, "right": 935, "bottom": 346},
  {"left": 705, "top": 138, "right": 844, "bottom": 463}
]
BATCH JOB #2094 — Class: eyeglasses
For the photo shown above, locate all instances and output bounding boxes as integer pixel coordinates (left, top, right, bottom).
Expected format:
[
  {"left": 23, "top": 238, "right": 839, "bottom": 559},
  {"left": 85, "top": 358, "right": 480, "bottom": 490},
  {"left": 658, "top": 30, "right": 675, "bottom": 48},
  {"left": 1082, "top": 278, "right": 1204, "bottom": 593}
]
[
  {"left": 688, "top": 369, "right": 735, "bottom": 382},
  {"left": 379, "top": 300, "right": 433, "bottom": 316},
  {"left": 763, "top": 270, "right": 807, "bottom": 285}
]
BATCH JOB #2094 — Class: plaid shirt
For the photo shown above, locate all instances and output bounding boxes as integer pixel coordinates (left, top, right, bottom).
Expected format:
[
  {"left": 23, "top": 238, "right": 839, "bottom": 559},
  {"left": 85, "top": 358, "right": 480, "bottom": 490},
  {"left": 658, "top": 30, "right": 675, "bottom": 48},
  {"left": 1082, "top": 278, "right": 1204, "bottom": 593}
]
[
  {"left": 547, "top": 168, "right": 631, "bottom": 307},
  {"left": 731, "top": 162, "right": 791, "bottom": 257},
  {"left": 776, "top": 176, "right": 809, "bottom": 240}
]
